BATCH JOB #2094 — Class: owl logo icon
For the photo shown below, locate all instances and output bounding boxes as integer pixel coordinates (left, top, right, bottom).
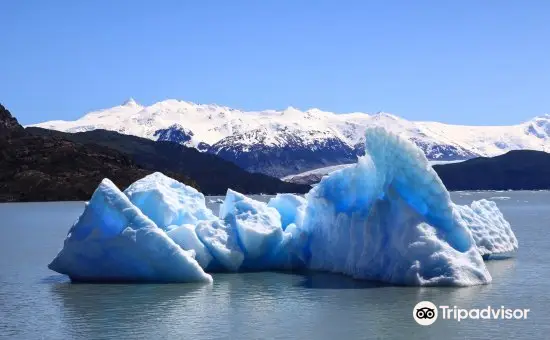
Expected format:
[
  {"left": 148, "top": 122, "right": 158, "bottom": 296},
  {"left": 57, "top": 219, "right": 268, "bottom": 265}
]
[{"left": 413, "top": 301, "right": 438, "bottom": 326}]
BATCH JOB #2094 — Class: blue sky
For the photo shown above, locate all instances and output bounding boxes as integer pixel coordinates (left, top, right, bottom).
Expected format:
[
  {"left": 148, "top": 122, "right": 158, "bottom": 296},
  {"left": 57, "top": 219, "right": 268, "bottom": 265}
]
[{"left": 1, "top": 1, "right": 549, "bottom": 126}]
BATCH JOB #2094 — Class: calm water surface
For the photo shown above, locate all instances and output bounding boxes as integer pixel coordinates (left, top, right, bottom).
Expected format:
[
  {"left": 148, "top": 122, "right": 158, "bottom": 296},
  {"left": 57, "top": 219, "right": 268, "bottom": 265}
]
[{"left": 1, "top": 191, "right": 549, "bottom": 339}]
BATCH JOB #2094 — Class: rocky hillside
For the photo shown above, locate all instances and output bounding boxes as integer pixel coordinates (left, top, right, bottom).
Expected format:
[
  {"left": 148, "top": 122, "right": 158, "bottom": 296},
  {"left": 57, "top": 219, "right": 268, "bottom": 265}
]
[{"left": 0, "top": 104, "right": 196, "bottom": 202}]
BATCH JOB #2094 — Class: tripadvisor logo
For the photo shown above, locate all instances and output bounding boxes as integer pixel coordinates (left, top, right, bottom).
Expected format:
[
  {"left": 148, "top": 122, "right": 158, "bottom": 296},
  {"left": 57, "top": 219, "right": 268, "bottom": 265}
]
[
  {"left": 413, "top": 301, "right": 438, "bottom": 326},
  {"left": 413, "top": 301, "right": 531, "bottom": 326}
]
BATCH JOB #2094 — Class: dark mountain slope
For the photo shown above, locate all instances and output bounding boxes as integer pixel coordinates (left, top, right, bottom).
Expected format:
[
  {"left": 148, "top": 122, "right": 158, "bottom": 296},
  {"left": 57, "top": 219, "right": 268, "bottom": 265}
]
[
  {"left": 0, "top": 104, "right": 196, "bottom": 202},
  {"left": 26, "top": 127, "right": 310, "bottom": 195},
  {"left": 0, "top": 104, "right": 24, "bottom": 137},
  {"left": 433, "top": 150, "right": 550, "bottom": 191}
]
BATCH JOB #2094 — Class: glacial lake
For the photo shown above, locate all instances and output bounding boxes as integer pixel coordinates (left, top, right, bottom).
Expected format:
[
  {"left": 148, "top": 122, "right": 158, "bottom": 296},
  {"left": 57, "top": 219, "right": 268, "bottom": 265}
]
[{"left": 1, "top": 191, "right": 549, "bottom": 339}]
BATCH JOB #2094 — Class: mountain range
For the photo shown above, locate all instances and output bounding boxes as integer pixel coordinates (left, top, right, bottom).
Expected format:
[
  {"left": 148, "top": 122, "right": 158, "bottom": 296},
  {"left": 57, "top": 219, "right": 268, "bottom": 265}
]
[
  {"left": 0, "top": 104, "right": 308, "bottom": 202},
  {"left": 31, "top": 99, "right": 550, "bottom": 177}
]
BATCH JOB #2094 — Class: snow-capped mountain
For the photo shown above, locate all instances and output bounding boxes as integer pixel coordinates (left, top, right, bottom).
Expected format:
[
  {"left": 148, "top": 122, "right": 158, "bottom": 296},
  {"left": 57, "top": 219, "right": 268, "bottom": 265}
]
[
  {"left": 30, "top": 98, "right": 550, "bottom": 177},
  {"left": 209, "top": 126, "right": 354, "bottom": 176},
  {"left": 153, "top": 123, "right": 211, "bottom": 152}
]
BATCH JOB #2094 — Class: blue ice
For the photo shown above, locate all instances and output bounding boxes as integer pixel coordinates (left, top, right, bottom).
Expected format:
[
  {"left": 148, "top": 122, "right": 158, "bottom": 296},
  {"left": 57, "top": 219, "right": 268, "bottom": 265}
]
[{"left": 48, "top": 128, "right": 518, "bottom": 286}]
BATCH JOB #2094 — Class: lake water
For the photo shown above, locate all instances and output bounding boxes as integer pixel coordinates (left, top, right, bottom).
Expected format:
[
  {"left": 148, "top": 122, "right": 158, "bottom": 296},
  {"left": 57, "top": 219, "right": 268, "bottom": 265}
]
[{"left": 1, "top": 191, "right": 549, "bottom": 339}]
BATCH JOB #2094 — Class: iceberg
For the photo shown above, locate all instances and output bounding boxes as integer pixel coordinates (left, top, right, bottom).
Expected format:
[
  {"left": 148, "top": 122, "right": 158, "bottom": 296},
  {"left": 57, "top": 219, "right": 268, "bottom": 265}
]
[
  {"left": 48, "top": 128, "right": 518, "bottom": 286},
  {"left": 302, "top": 128, "right": 494, "bottom": 286},
  {"left": 48, "top": 179, "right": 212, "bottom": 283}
]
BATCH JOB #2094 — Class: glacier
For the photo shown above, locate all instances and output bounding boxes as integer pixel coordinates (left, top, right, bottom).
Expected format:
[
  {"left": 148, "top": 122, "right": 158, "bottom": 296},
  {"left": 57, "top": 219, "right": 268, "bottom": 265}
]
[{"left": 48, "top": 127, "right": 518, "bottom": 286}]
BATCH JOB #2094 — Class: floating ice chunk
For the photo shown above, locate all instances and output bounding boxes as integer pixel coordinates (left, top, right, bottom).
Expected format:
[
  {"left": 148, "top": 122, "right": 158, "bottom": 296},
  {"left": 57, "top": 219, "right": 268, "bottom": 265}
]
[
  {"left": 48, "top": 179, "right": 212, "bottom": 283},
  {"left": 124, "top": 172, "right": 215, "bottom": 230},
  {"left": 167, "top": 224, "right": 213, "bottom": 268},
  {"left": 302, "top": 128, "right": 491, "bottom": 286},
  {"left": 48, "top": 127, "right": 517, "bottom": 287},
  {"left": 220, "top": 190, "right": 284, "bottom": 264},
  {"left": 489, "top": 196, "right": 511, "bottom": 200},
  {"left": 454, "top": 199, "right": 518, "bottom": 257}
]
